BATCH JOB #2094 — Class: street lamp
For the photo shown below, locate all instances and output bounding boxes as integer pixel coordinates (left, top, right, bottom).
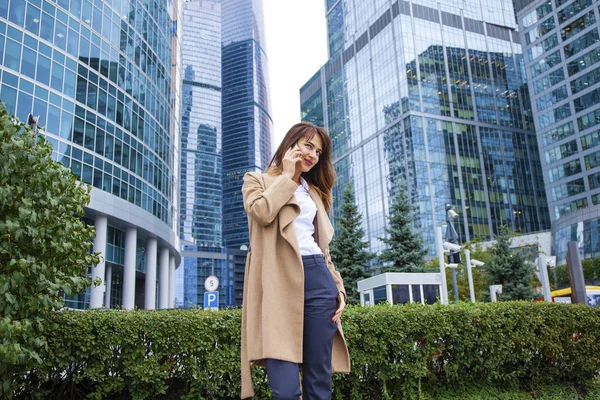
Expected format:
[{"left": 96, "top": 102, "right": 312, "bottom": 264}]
[
  {"left": 490, "top": 284, "right": 502, "bottom": 302},
  {"left": 435, "top": 226, "right": 450, "bottom": 304},
  {"left": 464, "top": 250, "right": 484, "bottom": 302},
  {"left": 445, "top": 204, "right": 461, "bottom": 302},
  {"left": 435, "top": 235, "right": 463, "bottom": 304},
  {"left": 443, "top": 242, "right": 462, "bottom": 252}
]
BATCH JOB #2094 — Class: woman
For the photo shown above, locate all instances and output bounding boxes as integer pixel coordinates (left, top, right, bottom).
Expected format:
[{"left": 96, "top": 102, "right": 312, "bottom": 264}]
[{"left": 240, "top": 122, "right": 351, "bottom": 399}]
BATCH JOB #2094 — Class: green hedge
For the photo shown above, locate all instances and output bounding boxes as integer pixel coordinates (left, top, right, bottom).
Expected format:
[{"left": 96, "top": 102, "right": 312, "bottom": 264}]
[{"left": 19, "top": 302, "right": 600, "bottom": 399}]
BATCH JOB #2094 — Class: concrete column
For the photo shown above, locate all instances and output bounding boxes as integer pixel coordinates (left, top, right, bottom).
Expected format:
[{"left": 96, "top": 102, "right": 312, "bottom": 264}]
[
  {"left": 144, "top": 237, "right": 158, "bottom": 310},
  {"left": 169, "top": 255, "right": 176, "bottom": 309},
  {"left": 122, "top": 227, "right": 137, "bottom": 309},
  {"left": 158, "top": 247, "right": 169, "bottom": 309},
  {"left": 104, "top": 264, "right": 112, "bottom": 308},
  {"left": 90, "top": 215, "right": 108, "bottom": 309}
]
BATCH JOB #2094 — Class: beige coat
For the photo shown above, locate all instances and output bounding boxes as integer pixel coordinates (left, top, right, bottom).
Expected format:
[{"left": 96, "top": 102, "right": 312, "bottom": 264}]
[{"left": 240, "top": 172, "right": 351, "bottom": 399}]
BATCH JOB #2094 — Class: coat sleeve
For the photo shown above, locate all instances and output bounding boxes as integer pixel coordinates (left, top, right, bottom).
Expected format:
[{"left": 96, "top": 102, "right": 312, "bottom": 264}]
[
  {"left": 242, "top": 172, "right": 298, "bottom": 226},
  {"left": 324, "top": 248, "right": 347, "bottom": 302}
]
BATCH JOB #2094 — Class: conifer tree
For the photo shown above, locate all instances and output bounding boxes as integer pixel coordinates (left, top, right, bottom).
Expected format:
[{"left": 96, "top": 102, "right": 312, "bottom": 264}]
[
  {"left": 378, "top": 187, "right": 427, "bottom": 272},
  {"left": 330, "top": 184, "right": 372, "bottom": 304},
  {"left": 484, "top": 225, "right": 535, "bottom": 300}
]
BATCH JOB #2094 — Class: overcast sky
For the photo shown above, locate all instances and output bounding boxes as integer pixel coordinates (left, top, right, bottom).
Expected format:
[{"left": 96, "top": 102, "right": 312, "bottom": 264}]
[{"left": 263, "top": 0, "right": 329, "bottom": 150}]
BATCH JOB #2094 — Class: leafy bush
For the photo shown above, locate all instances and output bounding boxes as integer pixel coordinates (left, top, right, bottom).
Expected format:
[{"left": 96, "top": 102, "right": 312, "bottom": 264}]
[
  {"left": 0, "top": 104, "right": 99, "bottom": 398},
  {"left": 551, "top": 258, "right": 600, "bottom": 288},
  {"left": 27, "top": 302, "right": 600, "bottom": 399}
]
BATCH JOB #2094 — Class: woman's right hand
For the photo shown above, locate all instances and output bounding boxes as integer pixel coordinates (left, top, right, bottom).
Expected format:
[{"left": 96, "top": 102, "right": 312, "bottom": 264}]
[{"left": 282, "top": 144, "right": 303, "bottom": 179}]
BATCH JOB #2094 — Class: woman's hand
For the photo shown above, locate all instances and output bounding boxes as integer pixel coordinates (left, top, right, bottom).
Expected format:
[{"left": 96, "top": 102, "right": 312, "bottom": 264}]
[
  {"left": 332, "top": 292, "right": 345, "bottom": 324},
  {"left": 282, "top": 144, "right": 303, "bottom": 179}
]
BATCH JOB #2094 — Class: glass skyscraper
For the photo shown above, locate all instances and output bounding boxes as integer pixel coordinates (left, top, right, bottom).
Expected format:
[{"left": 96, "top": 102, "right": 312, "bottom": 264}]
[
  {"left": 0, "top": 0, "right": 182, "bottom": 309},
  {"left": 301, "top": 0, "right": 550, "bottom": 258},
  {"left": 176, "top": 0, "right": 269, "bottom": 308},
  {"left": 177, "top": 0, "right": 228, "bottom": 308},
  {"left": 516, "top": 0, "right": 600, "bottom": 264},
  {"left": 180, "top": 0, "right": 221, "bottom": 248},
  {"left": 221, "top": 0, "right": 272, "bottom": 248}
]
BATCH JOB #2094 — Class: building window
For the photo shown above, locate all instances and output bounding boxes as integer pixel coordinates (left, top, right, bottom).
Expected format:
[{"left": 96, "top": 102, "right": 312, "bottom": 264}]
[
  {"left": 542, "top": 121, "right": 575, "bottom": 146},
  {"left": 545, "top": 139, "right": 578, "bottom": 163},
  {"left": 522, "top": 1, "right": 553, "bottom": 28},
  {"left": 561, "top": 11, "right": 596, "bottom": 41},
  {"left": 534, "top": 68, "right": 565, "bottom": 94}
]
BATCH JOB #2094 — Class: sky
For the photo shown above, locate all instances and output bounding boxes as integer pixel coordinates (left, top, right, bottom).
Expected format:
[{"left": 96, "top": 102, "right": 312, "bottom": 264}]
[{"left": 262, "top": 0, "right": 329, "bottom": 150}]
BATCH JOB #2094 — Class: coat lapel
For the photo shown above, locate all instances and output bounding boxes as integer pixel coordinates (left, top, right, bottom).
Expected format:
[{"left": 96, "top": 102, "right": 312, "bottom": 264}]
[
  {"left": 262, "top": 173, "right": 301, "bottom": 252},
  {"left": 309, "top": 186, "right": 333, "bottom": 250}
]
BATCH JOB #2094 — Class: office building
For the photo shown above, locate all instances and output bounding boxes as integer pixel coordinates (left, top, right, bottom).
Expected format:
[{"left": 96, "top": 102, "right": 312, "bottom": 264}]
[
  {"left": 177, "top": 0, "right": 269, "bottom": 308},
  {"left": 301, "top": 0, "right": 551, "bottom": 258},
  {"left": 221, "top": 0, "right": 272, "bottom": 248},
  {"left": 0, "top": 0, "right": 182, "bottom": 308},
  {"left": 178, "top": 0, "right": 229, "bottom": 308},
  {"left": 516, "top": 0, "right": 600, "bottom": 264}
]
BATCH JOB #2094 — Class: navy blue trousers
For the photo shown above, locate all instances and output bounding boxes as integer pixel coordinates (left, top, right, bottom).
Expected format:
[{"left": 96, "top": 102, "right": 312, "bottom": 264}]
[{"left": 265, "top": 254, "right": 339, "bottom": 400}]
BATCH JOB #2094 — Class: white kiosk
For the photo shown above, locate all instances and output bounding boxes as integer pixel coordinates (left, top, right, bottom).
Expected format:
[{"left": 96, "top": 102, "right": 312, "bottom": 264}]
[{"left": 357, "top": 272, "right": 444, "bottom": 306}]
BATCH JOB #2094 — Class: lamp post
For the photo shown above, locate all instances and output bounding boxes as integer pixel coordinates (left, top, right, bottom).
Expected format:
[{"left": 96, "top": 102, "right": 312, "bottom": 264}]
[
  {"left": 445, "top": 204, "right": 460, "bottom": 302},
  {"left": 464, "top": 250, "right": 484, "bottom": 302},
  {"left": 490, "top": 285, "right": 502, "bottom": 302},
  {"left": 435, "top": 226, "right": 449, "bottom": 305},
  {"left": 27, "top": 113, "right": 40, "bottom": 134},
  {"left": 465, "top": 250, "right": 475, "bottom": 302}
]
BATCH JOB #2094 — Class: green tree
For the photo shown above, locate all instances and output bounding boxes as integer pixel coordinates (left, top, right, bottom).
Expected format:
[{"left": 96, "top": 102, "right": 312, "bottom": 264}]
[
  {"left": 378, "top": 187, "right": 427, "bottom": 272},
  {"left": 0, "top": 104, "right": 99, "bottom": 397},
  {"left": 483, "top": 226, "right": 535, "bottom": 301},
  {"left": 330, "top": 184, "right": 372, "bottom": 304}
]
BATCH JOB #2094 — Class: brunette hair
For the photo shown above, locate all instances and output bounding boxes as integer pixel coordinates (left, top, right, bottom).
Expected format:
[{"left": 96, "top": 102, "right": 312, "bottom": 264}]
[{"left": 266, "top": 122, "right": 336, "bottom": 212}]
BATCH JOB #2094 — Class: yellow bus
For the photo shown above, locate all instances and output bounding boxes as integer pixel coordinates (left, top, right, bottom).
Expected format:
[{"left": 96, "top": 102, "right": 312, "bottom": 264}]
[{"left": 550, "top": 286, "right": 600, "bottom": 307}]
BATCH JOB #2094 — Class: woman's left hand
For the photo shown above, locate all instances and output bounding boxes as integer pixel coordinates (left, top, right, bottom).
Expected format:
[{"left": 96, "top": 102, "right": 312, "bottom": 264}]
[{"left": 332, "top": 292, "right": 345, "bottom": 324}]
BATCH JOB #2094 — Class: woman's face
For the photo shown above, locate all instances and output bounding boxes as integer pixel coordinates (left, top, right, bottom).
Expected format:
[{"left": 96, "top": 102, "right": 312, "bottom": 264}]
[{"left": 296, "top": 134, "right": 323, "bottom": 173}]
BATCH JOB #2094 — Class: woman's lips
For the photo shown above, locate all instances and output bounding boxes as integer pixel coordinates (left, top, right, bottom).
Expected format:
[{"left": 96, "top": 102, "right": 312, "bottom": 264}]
[{"left": 304, "top": 159, "right": 313, "bottom": 166}]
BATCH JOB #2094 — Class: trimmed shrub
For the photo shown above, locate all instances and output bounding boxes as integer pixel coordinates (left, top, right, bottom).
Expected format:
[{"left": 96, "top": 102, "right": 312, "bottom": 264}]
[{"left": 28, "top": 302, "right": 600, "bottom": 399}]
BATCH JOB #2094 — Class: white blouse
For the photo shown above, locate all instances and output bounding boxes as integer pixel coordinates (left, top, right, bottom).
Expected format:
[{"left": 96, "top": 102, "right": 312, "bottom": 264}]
[{"left": 293, "top": 178, "right": 324, "bottom": 256}]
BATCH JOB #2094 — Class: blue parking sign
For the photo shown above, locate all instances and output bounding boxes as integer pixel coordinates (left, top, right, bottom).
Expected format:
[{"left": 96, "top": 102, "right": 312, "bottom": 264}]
[{"left": 204, "top": 291, "right": 219, "bottom": 310}]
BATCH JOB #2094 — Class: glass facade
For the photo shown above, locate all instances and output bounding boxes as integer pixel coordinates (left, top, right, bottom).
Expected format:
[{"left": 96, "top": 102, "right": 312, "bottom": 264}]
[
  {"left": 518, "top": 0, "right": 600, "bottom": 263},
  {"left": 301, "top": 0, "right": 550, "bottom": 258},
  {"left": 178, "top": 0, "right": 229, "bottom": 309},
  {"left": 0, "top": 0, "right": 182, "bottom": 309},
  {"left": 221, "top": 0, "right": 272, "bottom": 248},
  {"left": 180, "top": 0, "right": 221, "bottom": 248},
  {"left": 181, "top": 245, "right": 228, "bottom": 308},
  {"left": 1, "top": 0, "right": 176, "bottom": 225}
]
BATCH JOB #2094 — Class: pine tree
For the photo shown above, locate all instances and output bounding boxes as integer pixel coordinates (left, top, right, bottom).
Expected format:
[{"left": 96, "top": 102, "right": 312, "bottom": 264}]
[
  {"left": 330, "top": 184, "right": 372, "bottom": 304},
  {"left": 484, "top": 225, "right": 535, "bottom": 300},
  {"left": 378, "top": 187, "right": 427, "bottom": 272}
]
